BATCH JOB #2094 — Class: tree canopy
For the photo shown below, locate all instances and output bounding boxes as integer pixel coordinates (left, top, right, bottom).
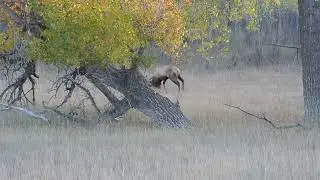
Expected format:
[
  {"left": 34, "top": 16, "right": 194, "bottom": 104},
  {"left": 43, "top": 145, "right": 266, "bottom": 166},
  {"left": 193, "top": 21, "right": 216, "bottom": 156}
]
[
  {"left": 24, "top": 0, "right": 189, "bottom": 68},
  {"left": 183, "top": 0, "right": 280, "bottom": 56},
  {"left": 0, "top": 0, "right": 283, "bottom": 67}
]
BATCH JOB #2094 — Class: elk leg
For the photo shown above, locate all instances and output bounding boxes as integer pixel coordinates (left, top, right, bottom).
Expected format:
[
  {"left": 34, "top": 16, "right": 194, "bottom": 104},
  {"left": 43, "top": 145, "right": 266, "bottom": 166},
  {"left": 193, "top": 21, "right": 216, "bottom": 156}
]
[
  {"left": 162, "top": 79, "right": 168, "bottom": 93},
  {"left": 178, "top": 75, "right": 184, "bottom": 90},
  {"left": 170, "top": 78, "right": 180, "bottom": 92}
]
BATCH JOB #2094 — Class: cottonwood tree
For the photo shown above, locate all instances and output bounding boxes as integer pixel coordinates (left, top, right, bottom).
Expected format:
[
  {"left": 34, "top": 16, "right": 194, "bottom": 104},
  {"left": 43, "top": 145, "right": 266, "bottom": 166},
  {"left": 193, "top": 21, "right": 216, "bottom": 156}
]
[
  {"left": 298, "top": 0, "right": 320, "bottom": 124},
  {"left": 1, "top": 0, "right": 191, "bottom": 128},
  {"left": 0, "top": 0, "right": 280, "bottom": 128}
]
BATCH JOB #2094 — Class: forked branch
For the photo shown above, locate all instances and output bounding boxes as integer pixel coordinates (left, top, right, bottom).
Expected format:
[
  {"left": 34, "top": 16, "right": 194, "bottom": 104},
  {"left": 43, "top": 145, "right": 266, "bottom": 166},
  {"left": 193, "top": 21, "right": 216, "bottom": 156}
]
[
  {"left": 43, "top": 67, "right": 104, "bottom": 123},
  {"left": 224, "top": 103, "right": 303, "bottom": 129},
  {"left": 0, "top": 61, "right": 39, "bottom": 104}
]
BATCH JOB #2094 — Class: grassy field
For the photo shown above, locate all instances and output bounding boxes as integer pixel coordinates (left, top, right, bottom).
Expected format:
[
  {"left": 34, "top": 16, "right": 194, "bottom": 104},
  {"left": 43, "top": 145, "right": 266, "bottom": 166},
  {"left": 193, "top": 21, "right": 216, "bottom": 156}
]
[{"left": 0, "top": 65, "right": 319, "bottom": 180}]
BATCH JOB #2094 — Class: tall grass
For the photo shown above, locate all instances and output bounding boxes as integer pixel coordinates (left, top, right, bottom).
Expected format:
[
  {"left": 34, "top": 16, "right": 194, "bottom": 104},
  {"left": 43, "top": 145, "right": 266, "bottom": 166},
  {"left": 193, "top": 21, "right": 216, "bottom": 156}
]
[{"left": 0, "top": 65, "right": 319, "bottom": 180}]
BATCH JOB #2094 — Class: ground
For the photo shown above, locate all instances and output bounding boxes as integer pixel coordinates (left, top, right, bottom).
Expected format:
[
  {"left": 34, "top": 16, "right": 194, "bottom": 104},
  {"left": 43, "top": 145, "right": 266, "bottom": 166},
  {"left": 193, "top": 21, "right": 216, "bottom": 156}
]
[{"left": 0, "top": 65, "right": 319, "bottom": 179}]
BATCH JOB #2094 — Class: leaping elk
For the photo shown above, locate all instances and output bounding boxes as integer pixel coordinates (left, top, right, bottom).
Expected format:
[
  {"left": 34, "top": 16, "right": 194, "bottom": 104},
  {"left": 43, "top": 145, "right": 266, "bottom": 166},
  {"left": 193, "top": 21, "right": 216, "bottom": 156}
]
[{"left": 149, "top": 65, "right": 184, "bottom": 93}]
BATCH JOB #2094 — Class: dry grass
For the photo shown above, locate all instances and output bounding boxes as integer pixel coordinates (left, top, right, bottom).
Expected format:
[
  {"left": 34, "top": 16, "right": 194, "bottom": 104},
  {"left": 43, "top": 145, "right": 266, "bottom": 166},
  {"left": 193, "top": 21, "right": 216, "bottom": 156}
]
[{"left": 0, "top": 65, "right": 319, "bottom": 180}]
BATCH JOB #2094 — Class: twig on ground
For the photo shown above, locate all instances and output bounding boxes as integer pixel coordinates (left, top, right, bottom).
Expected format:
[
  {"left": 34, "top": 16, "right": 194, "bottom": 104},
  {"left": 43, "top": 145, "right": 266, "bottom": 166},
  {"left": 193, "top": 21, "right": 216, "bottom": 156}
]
[
  {"left": 223, "top": 103, "right": 303, "bottom": 129},
  {"left": 0, "top": 102, "right": 49, "bottom": 122}
]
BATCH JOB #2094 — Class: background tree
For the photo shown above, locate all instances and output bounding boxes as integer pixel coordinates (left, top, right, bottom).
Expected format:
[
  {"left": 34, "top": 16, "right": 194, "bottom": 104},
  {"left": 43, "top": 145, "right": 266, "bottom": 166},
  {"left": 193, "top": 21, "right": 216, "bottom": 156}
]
[
  {"left": 298, "top": 0, "right": 320, "bottom": 123},
  {"left": 181, "top": 0, "right": 280, "bottom": 68},
  {"left": 0, "top": 0, "right": 192, "bottom": 128}
]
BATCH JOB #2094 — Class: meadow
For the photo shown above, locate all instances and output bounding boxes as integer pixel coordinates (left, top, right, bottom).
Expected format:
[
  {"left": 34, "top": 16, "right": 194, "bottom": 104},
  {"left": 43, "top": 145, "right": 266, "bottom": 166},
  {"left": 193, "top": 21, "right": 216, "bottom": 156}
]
[{"left": 0, "top": 65, "right": 319, "bottom": 180}]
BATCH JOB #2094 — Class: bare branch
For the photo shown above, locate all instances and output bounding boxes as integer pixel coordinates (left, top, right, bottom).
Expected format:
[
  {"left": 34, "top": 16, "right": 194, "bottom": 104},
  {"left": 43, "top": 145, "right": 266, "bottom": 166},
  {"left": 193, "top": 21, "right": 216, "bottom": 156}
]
[
  {"left": 0, "top": 62, "right": 38, "bottom": 104},
  {"left": 0, "top": 102, "right": 48, "bottom": 122},
  {"left": 65, "top": 77, "right": 101, "bottom": 114},
  {"left": 263, "top": 43, "right": 301, "bottom": 62},
  {"left": 55, "top": 87, "right": 75, "bottom": 109},
  {"left": 262, "top": 43, "right": 300, "bottom": 49},
  {"left": 224, "top": 103, "right": 303, "bottom": 129},
  {"left": 46, "top": 67, "right": 101, "bottom": 116},
  {"left": 46, "top": 67, "right": 81, "bottom": 108},
  {"left": 42, "top": 101, "right": 86, "bottom": 123}
]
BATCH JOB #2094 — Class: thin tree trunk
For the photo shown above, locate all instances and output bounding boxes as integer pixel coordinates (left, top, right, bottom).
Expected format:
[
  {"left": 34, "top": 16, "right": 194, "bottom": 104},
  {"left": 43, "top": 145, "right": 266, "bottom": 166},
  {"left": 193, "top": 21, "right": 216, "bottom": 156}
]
[
  {"left": 254, "top": 0, "right": 263, "bottom": 68},
  {"left": 299, "top": 0, "right": 320, "bottom": 123},
  {"left": 230, "top": 22, "right": 238, "bottom": 68},
  {"left": 271, "top": 8, "right": 280, "bottom": 63}
]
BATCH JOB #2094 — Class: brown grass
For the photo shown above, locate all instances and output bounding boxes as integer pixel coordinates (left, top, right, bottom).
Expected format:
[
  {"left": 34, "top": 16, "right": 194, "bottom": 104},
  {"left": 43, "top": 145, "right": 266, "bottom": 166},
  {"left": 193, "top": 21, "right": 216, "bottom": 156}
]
[{"left": 0, "top": 65, "right": 319, "bottom": 180}]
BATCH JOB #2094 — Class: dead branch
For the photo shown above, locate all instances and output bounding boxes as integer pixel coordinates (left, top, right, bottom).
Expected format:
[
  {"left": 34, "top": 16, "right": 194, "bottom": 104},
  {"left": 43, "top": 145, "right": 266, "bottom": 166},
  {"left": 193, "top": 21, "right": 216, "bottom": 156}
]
[
  {"left": 42, "top": 102, "right": 86, "bottom": 124},
  {"left": 224, "top": 103, "right": 303, "bottom": 129},
  {"left": 53, "top": 79, "right": 76, "bottom": 109},
  {"left": 0, "top": 43, "right": 29, "bottom": 81},
  {"left": 46, "top": 69, "right": 72, "bottom": 103},
  {"left": 263, "top": 43, "right": 300, "bottom": 62},
  {"left": 0, "top": 61, "right": 38, "bottom": 104},
  {"left": 0, "top": 102, "right": 48, "bottom": 122},
  {"left": 42, "top": 67, "right": 105, "bottom": 124},
  {"left": 48, "top": 67, "right": 82, "bottom": 108},
  {"left": 47, "top": 67, "right": 101, "bottom": 114},
  {"left": 262, "top": 43, "right": 300, "bottom": 49},
  {"left": 65, "top": 77, "right": 101, "bottom": 114}
]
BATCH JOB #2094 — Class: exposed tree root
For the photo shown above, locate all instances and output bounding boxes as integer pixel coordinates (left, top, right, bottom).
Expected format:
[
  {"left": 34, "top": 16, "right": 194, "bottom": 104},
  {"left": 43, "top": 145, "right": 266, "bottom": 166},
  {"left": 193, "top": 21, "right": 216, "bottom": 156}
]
[
  {"left": 0, "top": 102, "right": 48, "bottom": 122},
  {"left": 224, "top": 103, "right": 303, "bottom": 129}
]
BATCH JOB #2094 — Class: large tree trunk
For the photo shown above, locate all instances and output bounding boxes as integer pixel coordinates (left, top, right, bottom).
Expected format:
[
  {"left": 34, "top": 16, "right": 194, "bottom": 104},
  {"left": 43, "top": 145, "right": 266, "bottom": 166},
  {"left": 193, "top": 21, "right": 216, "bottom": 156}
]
[
  {"left": 298, "top": 0, "right": 320, "bottom": 122},
  {"left": 85, "top": 66, "right": 191, "bottom": 128}
]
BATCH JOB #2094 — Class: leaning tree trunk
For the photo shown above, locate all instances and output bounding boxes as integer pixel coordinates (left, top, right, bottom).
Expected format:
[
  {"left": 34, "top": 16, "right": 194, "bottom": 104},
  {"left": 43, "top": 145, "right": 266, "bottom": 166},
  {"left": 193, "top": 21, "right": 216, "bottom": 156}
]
[
  {"left": 85, "top": 66, "right": 191, "bottom": 128},
  {"left": 298, "top": 0, "right": 320, "bottom": 122}
]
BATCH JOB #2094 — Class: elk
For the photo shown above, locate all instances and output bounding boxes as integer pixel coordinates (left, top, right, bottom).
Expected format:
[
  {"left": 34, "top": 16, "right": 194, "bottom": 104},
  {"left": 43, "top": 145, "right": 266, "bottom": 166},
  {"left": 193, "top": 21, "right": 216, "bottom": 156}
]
[{"left": 149, "top": 65, "right": 184, "bottom": 93}]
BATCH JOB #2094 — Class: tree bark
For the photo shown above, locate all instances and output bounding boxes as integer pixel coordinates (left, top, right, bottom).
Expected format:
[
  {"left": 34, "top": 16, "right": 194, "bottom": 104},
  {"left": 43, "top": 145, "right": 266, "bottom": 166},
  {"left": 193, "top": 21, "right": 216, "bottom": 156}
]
[
  {"left": 85, "top": 66, "right": 191, "bottom": 128},
  {"left": 298, "top": 0, "right": 320, "bottom": 122},
  {"left": 254, "top": 0, "right": 263, "bottom": 68},
  {"left": 271, "top": 8, "right": 280, "bottom": 63}
]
